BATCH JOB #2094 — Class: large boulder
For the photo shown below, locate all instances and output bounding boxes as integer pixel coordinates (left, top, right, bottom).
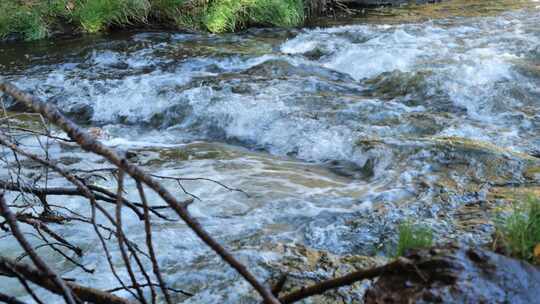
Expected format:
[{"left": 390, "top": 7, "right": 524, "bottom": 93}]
[{"left": 365, "top": 246, "right": 540, "bottom": 303}]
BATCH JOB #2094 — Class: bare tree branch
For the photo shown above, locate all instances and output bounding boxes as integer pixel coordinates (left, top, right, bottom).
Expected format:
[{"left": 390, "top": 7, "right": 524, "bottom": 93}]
[
  {"left": 0, "top": 291, "right": 28, "bottom": 304},
  {"left": 0, "top": 194, "right": 77, "bottom": 304},
  {"left": 116, "top": 170, "right": 148, "bottom": 304},
  {"left": 0, "top": 80, "right": 281, "bottom": 304},
  {"left": 0, "top": 255, "right": 133, "bottom": 304},
  {"left": 136, "top": 181, "right": 173, "bottom": 304}
]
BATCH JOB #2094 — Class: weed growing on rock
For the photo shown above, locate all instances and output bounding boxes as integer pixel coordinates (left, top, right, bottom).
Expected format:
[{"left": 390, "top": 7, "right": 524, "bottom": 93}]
[
  {"left": 496, "top": 196, "right": 540, "bottom": 264},
  {"left": 395, "top": 221, "right": 433, "bottom": 257}
]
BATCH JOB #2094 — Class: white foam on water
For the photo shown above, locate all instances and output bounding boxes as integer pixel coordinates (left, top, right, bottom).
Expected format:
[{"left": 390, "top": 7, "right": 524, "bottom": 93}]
[{"left": 3, "top": 7, "right": 540, "bottom": 303}]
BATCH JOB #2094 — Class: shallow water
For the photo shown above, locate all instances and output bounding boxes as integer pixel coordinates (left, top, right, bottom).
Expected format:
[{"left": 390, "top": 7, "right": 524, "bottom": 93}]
[{"left": 1, "top": 1, "right": 540, "bottom": 302}]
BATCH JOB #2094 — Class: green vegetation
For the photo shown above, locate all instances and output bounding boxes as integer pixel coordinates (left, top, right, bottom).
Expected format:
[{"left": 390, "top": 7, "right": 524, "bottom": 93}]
[
  {"left": 203, "top": 0, "right": 303, "bottom": 33},
  {"left": 0, "top": 0, "right": 305, "bottom": 41},
  {"left": 496, "top": 197, "right": 540, "bottom": 264},
  {"left": 73, "top": 0, "right": 152, "bottom": 33},
  {"left": 395, "top": 221, "right": 434, "bottom": 257},
  {"left": 0, "top": 0, "right": 67, "bottom": 41}
]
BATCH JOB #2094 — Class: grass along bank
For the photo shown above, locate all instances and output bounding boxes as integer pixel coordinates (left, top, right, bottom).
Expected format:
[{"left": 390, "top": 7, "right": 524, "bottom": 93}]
[
  {"left": 0, "top": 0, "right": 305, "bottom": 41},
  {"left": 495, "top": 197, "right": 540, "bottom": 264}
]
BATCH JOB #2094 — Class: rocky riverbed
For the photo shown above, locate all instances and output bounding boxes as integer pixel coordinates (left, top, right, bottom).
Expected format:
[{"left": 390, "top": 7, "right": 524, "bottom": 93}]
[{"left": 1, "top": 0, "right": 540, "bottom": 302}]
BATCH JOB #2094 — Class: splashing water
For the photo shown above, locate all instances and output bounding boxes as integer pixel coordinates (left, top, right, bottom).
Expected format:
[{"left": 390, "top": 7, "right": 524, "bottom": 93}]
[{"left": 1, "top": 2, "right": 540, "bottom": 303}]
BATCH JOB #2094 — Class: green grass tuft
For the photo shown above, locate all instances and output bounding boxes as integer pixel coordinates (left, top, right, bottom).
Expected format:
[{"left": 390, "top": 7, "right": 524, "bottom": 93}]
[
  {"left": 203, "top": 0, "right": 242, "bottom": 33},
  {"left": 203, "top": 0, "right": 304, "bottom": 33},
  {"left": 151, "top": 0, "right": 186, "bottom": 21},
  {"left": 395, "top": 221, "right": 434, "bottom": 257},
  {"left": 496, "top": 196, "right": 540, "bottom": 264},
  {"left": 0, "top": 1, "right": 69, "bottom": 40},
  {"left": 0, "top": 0, "right": 306, "bottom": 40},
  {"left": 73, "top": 0, "right": 151, "bottom": 33},
  {"left": 168, "top": 0, "right": 208, "bottom": 30}
]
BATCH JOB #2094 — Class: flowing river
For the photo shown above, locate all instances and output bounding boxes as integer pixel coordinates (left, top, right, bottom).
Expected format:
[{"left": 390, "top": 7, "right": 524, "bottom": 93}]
[{"left": 1, "top": 0, "right": 540, "bottom": 302}]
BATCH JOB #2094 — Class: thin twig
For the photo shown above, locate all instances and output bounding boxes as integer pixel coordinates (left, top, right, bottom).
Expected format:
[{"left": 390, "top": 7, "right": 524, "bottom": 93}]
[
  {"left": 0, "top": 291, "right": 28, "bottom": 304},
  {"left": 136, "top": 181, "right": 173, "bottom": 304},
  {"left": 116, "top": 170, "right": 148, "bottom": 304},
  {"left": 107, "top": 282, "right": 193, "bottom": 297},
  {"left": 0, "top": 255, "right": 133, "bottom": 304},
  {"left": 0, "top": 80, "right": 280, "bottom": 304},
  {"left": 0, "top": 194, "right": 77, "bottom": 304}
]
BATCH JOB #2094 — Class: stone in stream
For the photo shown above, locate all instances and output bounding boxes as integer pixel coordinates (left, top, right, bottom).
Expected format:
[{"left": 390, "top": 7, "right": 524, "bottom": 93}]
[
  {"left": 262, "top": 243, "right": 388, "bottom": 303},
  {"left": 318, "top": 136, "right": 540, "bottom": 256},
  {"left": 1, "top": 92, "right": 30, "bottom": 112},
  {"left": 364, "top": 246, "right": 540, "bottom": 303},
  {"left": 61, "top": 102, "right": 94, "bottom": 124},
  {"left": 1, "top": 91, "right": 93, "bottom": 124}
]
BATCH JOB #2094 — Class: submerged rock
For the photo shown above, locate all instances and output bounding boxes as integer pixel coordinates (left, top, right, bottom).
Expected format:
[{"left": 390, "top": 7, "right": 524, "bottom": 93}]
[
  {"left": 62, "top": 102, "right": 94, "bottom": 124},
  {"left": 1, "top": 92, "right": 29, "bottom": 112},
  {"left": 263, "top": 243, "right": 388, "bottom": 303},
  {"left": 364, "top": 246, "right": 540, "bottom": 303},
  {"left": 355, "top": 136, "right": 539, "bottom": 185}
]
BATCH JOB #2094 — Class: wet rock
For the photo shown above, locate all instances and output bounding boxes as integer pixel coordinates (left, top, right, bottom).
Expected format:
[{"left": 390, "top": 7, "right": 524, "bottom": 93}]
[
  {"left": 149, "top": 102, "right": 192, "bottom": 127},
  {"left": 0, "top": 92, "right": 30, "bottom": 112},
  {"left": 488, "top": 186, "right": 540, "bottom": 204},
  {"left": 326, "top": 159, "right": 375, "bottom": 179},
  {"left": 262, "top": 243, "right": 388, "bottom": 303},
  {"left": 363, "top": 70, "right": 431, "bottom": 100},
  {"left": 125, "top": 150, "right": 139, "bottom": 160},
  {"left": 530, "top": 150, "right": 540, "bottom": 159},
  {"left": 401, "top": 113, "right": 448, "bottom": 136},
  {"left": 355, "top": 136, "right": 540, "bottom": 185},
  {"left": 524, "top": 166, "right": 540, "bottom": 183},
  {"left": 243, "top": 59, "right": 355, "bottom": 83},
  {"left": 362, "top": 70, "right": 465, "bottom": 115},
  {"left": 57, "top": 156, "right": 83, "bottom": 166},
  {"left": 303, "top": 48, "right": 326, "bottom": 60},
  {"left": 123, "top": 143, "right": 237, "bottom": 167},
  {"left": 364, "top": 246, "right": 540, "bottom": 303},
  {"left": 61, "top": 102, "right": 94, "bottom": 124},
  {"left": 341, "top": 136, "right": 540, "bottom": 251}
]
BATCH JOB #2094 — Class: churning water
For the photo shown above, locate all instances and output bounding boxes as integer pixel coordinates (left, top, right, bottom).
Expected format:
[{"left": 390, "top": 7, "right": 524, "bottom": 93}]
[{"left": 1, "top": 2, "right": 540, "bottom": 302}]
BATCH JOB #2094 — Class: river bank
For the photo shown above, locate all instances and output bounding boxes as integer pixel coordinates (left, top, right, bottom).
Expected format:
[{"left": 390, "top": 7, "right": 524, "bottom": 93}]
[
  {"left": 1, "top": 0, "right": 355, "bottom": 42},
  {"left": 1, "top": 0, "right": 533, "bottom": 42}
]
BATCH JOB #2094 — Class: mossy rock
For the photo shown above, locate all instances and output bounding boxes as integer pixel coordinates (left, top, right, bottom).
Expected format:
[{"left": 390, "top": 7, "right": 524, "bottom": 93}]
[
  {"left": 489, "top": 186, "right": 540, "bottom": 204},
  {"left": 363, "top": 70, "right": 432, "bottom": 100},
  {"left": 524, "top": 166, "right": 540, "bottom": 182},
  {"left": 363, "top": 0, "right": 534, "bottom": 24},
  {"left": 356, "top": 136, "right": 538, "bottom": 184},
  {"left": 158, "top": 148, "right": 190, "bottom": 161},
  {"left": 1, "top": 110, "right": 49, "bottom": 132},
  {"left": 127, "top": 143, "right": 237, "bottom": 166},
  {"left": 427, "top": 136, "right": 535, "bottom": 160},
  {"left": 260, "top": 243, "right": 388, "bottom": 303}
]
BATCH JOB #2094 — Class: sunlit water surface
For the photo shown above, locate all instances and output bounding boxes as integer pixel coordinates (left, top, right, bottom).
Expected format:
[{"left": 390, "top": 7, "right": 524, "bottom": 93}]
[{"left": 1, "top": 1, "right": 540, "bottom": 302}]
